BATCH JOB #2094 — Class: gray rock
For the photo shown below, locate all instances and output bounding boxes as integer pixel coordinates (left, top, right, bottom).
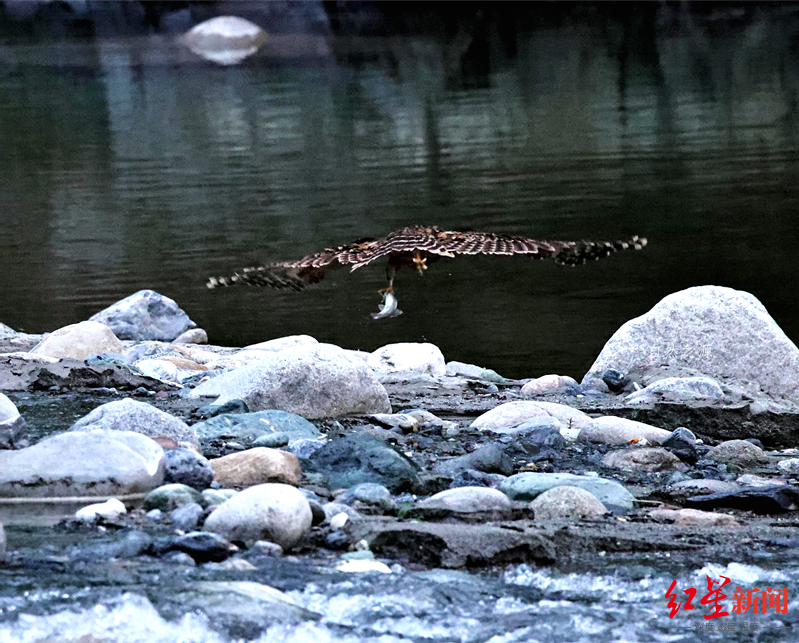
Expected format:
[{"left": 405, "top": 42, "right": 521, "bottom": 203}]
[
  {"left": 172, "top": 328, "right": 208, "bottom": 345},
  {"left": 193, "top": 410, "right": 321, "bottom": 454},
  {"left": 151, "top": 531, "right": 237, "bottom": 563},
  {"left": 143, "top": 483, "right": 205, "bottom": 512},
  {"left": 0, "top": 393, "right": 27, "bottom": 449},
  {"left": 306, "top": 434, "right": 422, "bottom": 493},
  {"left": 582, "top": 286, "right": 799, "bottom": 401},
  {"left": 323, "top": 501, "right": 362, "bottom": 524},
  {"left": 670, "top": 479, "right": 741, "bottom": 496},
  {"left": 284, "top": 438, "right": 326, "bottom": 461},
  {"left": 202, "top": 488, "right": 238, "bottom": 506},
  {"left": 336, "top": 483, "right": 395, "bottom": 514},
  {"left": 170, "top": 502, "right": 205, "bottom": 532},
  {"left": 0, "top": 429, "right": 164, "bottom": 498},
  {"left": 89, "top": 289, "right": 196, "bottom": 341},
  {"left": 250, "top": 541, "right": 284, "bottom": 557},
  {"left": 708, "top": 440, "right": 767, "bottom": 469},
  {"left": 500, "top": 472, "right": 635, "bottom": 513},
  {"left": 417, "top": 487, "right": 512, "bottom": 513},
  {"left": 203, "top": 483, "right": 312, "bottom": 550},
  {"left": 70, "top": 398, "right": 198, "bottom": 448},
  {"left": 189, "top": 344, "right": 390, "bottom": 418},
  {"left": 432, "top": 444, "right": 513, "bottom": 477},
  {"left": 30, "top": 320, "right": 125, "bottom": 360},
  {"left": 444, "top": 361, "right": 506, "bottom": 383},
  {"left": 777, "top": 459, "right": 799, "bottom": 474},
  {"left": 601, "top": 447, "right": 688, "bottom": 472},
  {"left": 578, "top": 416, "right": 671, "bottom": 445},
  {"left": 530, "top": 486, "right": 607, "bottom": 520},
  {"left": 164, "top": 448, "right": 214, "bottom": 491},
  {"left": 69, "top": 530, "right": 153, "bottom": 562},
  {"left": 625, "top": 376, "right": 725, "bottom": 406}
]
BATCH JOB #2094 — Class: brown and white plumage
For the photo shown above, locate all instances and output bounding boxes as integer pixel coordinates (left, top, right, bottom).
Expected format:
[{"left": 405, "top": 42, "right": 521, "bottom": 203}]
[{"left": 206, "top": 225, "right": 647, "bottom": 293}]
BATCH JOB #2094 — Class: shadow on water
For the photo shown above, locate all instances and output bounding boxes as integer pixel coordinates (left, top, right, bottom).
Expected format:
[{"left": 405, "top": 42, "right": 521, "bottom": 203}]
[{"left": 1, "top": 2, "right": 799, "bottom": 379}]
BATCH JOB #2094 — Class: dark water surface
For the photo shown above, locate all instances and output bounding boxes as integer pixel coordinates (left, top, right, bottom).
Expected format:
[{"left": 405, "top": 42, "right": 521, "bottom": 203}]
[{"left": 2, "top": 3, "right": 799, "bottom": 379}]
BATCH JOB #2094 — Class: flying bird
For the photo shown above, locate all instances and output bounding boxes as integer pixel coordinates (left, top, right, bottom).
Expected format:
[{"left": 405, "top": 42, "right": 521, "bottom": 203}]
[{"left": 206, "top": 225, "right": 647, "bottom": 316}]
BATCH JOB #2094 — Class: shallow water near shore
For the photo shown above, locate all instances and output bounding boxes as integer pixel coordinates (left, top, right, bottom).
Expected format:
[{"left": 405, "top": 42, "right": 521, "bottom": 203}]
[{"left": 3, "top": 3, "right": 799, "bottom": 379}]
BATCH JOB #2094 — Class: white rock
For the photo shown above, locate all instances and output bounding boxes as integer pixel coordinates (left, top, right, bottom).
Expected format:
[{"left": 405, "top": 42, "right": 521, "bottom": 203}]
[
  {"left": 203, "top": 483, "right": 312, "bottom": 550},
  {"left": 625, "top": 376, "right": 725, "bottom": 405},
  {"left": 70, "top": 398, "right": 198, "bottom": 447},
  {"left": 189, "top": 344, "right": 390, "bottom": 418},
  {"left": 0, "top": 430, "right": 165, "bottom": 498},
  {"left": 336, "top": 559, "right": 392, "bottom": 574},
  {"left": 0, "top": 393, "right": 21, "bottom": 426},
  {"left": 245, "top": 335, "right": 318, "bottom": 352},
  {"left": 521, "top": 374, "right": 578, "bottom": 396},
  {"left": 471, "top": 401, "right": 591, "bottom": 441},
  {"left": 182, "top": 16, "right": 268, "bottom": 66},
  {"left": 579, "top": 416, "right": 672, "bottom": 445},
  {"left": 777, "top": 459, "right": 799, "bottom": 474},
  {"left": 172, "top": 328, "right": 208, "bottom": 345},
  {"left": 30, "top": 321, "right": 125, "bottom": 360},
  {"left": 530, "top": 486, "right": 607, "bottom": 520},
  {"left": 367, "top": 343, "right": 446, "bottom": 377},
  {"left": 75, "top": 498, "right": 127, "bottom": 522},
  {"left": 329, "top": 512, "right": 348, "bottom": 530},
  {"left": 417, "top": 487, "right": 511, "bottom": 513},
  {"left": 582, "top": 286, "right": 799, "bottom": 401},
  {"left": 134, "top": 359, "right": 180, "bottom": 382}
]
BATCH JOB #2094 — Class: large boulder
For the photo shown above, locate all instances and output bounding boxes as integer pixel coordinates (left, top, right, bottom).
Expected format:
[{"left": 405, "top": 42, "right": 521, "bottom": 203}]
[
  {"left": 189, "top": 344, "right": 390, "bottom": 418},
  {"left": 203, "top": 483, "right": 312, "bottom": 550},
  {"left": 0, "top": 393, "right": 27, "bottom": 449},
  {"left": 582, "top": 286, "right": 799, "bottom": 400},
  {"left": 89, "top": 289, "right": 196, "bottom": 341},
  {"left": 29, "top": 321, "right": 125, "bottom": 360},
  {"left": 70, "top": 398, "right": 199, "bottom": 448},
  {"left": 0, "top": 429, "right": 165, "bottom": 498},
  {"left": 367, "top": 343, "right": 446, "bottom": 378}
]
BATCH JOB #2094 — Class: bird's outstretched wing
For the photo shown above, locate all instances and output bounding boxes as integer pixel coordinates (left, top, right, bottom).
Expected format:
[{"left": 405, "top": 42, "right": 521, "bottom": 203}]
[{"left": 206, "top": 226, "right": 647, "bottom": 290}]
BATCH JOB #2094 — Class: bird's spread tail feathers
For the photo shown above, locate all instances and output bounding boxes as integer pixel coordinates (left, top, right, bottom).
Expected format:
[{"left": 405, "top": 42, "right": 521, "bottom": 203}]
[
  {"left": 206, "top": 265, "right": 324, "bottom": 292},
  {"left": 554, "top": 235, "right": 647, "bottom": 266}
]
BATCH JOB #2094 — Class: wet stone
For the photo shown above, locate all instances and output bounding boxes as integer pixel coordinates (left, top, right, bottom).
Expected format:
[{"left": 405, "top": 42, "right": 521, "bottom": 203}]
[
  {"left": 169, "top": 502, "right": 205, "bottom": 532},
  {"left": 143, "top": 483, "right": 205, "bottom": 512},
  {"left": 661, "top": 427, "right": 698, "bottom": 465},
  {"left": 686, "top": 486, "right": 799, "bottom": 514},
  {"left": 151, "top": 531, "right": 236, "bottom": 564},
  {"left": 164, "top": 448, "right": 215, "bottom": 491}
]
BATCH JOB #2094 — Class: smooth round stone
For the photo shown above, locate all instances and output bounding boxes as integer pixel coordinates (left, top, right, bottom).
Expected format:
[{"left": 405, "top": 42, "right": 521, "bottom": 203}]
[
  {"left": 500, "top": 472, "right": 635, "bottom": 512},
  {"left": 336, "top": 483, "right": 395, "bottom": 513},
  {"left": 601, "top": 447, "right": 687, "bottom": 472},
  {"left": 578, "top": 416, "right": 672, "bottom": 446},
  {"left": 169, "top": 502, "right": 205, "bottom": 532},
  {"left": 367, "top": 343, "right": 446, "bottom": 377},
  {"left": 143, "top": 484, "right": 205, "bottom": 512},
  {"left": 164, "top": 448, "right": 215, "bottom": 491},
  {"left": 202, "top": 489, "right": 238, "bottom": 506},
  {"left": 30, "top": 320, "right": 125, "bottom": 360},
  {"left": 203, "top": 483, "right": 312, "bottom": 550},
  {"left": 444, "top": 361, "right": 506, "bottom": 383},
  {"left": 649, "top": 508, "right": 738, "bottom": 526},
  {"left": 70, "top": 398, "right": 199, "bottom": 448},
  {"left": 530, "top": 486, "right": 607, "bottom": 520},
  {"left": 173, "top": 328, "right": 208, "bottom": 344},
  {"left": 75, "top": 498, "right": 127, "bottom": 522},
  {"left": 471, "top": 401, "right": 591, "bottom": 438},
  {"left": 210, "top": 448, "right": 302, "bottom": 488},
  {"left": 669, "top": 479, "right": 741, "bottom": 496},
  {"left": 520, "top": 374, "right": 578, "bottom": 396},
  {"left": 707, "top": 440, "right": 767, "bottom": 469},
  {"left": 417, "top": 487, "right": 512, "bottom": 513}
]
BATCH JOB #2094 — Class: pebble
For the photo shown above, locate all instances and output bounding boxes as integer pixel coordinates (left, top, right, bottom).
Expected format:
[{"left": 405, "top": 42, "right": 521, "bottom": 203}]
[{"left": 530, "top": 486, "right": 607, "bottom": 520}]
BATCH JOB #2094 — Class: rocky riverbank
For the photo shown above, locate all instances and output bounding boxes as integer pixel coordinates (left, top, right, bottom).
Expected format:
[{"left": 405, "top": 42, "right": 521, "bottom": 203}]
[{"left": 2, "top": 285, "right": 799, "bottom": 640}]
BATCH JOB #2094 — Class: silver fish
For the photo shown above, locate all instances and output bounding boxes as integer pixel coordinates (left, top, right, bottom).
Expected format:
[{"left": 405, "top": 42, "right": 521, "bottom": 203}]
[{"left": 371, "top": 291, "right": 403, "bottom": 320}]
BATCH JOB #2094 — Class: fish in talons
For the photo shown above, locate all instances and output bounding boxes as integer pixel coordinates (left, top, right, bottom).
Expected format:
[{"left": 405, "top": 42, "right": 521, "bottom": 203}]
[{"left": 371, "top": 291, "right": 403, "bottom": 320}]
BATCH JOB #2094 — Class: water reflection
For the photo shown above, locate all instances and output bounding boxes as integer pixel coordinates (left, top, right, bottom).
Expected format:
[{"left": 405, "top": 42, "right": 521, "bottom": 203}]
[{"left": 1, "top": 3, "right": 799, "bottom": 378}]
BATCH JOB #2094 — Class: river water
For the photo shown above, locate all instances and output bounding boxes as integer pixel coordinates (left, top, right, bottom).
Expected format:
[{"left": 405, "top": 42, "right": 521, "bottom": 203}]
[{"left": 2, "top": 3, "right": 799, "bottom": 379}]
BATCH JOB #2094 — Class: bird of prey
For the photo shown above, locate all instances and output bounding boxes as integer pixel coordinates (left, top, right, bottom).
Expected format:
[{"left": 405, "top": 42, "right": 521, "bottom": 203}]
[{"left": 206, "top": 225, "right": 647, "bottom": 316}]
